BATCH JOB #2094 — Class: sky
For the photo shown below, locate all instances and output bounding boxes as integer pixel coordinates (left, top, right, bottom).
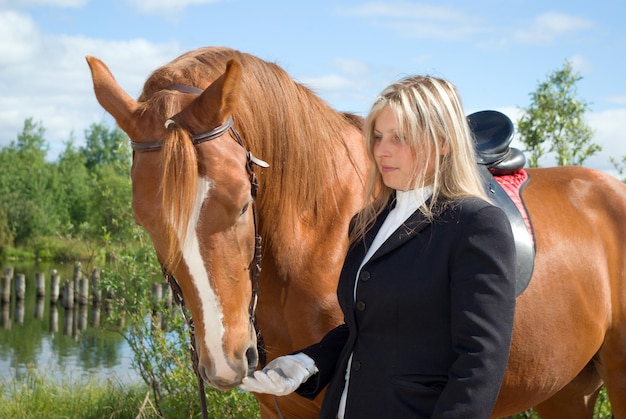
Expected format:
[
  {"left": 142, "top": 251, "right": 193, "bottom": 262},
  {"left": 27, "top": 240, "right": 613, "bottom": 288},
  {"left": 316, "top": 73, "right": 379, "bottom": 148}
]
[{"left": 1, "top": 0, "right": 625, "bottom": 175}]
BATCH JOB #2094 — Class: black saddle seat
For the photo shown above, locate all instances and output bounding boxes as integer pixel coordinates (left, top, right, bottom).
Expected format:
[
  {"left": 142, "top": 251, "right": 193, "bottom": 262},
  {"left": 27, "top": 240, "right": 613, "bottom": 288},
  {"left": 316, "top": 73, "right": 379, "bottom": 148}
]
[{"left": 468, "top": 110, "right": 525, "bottom": 174}]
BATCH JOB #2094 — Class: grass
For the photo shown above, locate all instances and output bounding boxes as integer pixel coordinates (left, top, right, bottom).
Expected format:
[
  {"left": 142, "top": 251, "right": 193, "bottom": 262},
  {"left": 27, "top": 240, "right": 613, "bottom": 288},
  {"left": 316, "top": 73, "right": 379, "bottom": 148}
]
[
  {"left": 0, "top": 368, "right": 260, "bottom": 419},
  {"left": 0, "top": 368, "right": 614, "bottom": 418},
  {"left": 0, "top": 372, "right": 150, "bottom": 418}
]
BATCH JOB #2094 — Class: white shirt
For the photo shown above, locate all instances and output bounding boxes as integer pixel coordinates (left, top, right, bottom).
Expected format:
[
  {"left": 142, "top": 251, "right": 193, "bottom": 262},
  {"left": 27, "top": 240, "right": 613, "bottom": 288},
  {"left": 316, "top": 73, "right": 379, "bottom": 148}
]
[{"left": 338, "top": 186, "right": 433, "bottom": 418}]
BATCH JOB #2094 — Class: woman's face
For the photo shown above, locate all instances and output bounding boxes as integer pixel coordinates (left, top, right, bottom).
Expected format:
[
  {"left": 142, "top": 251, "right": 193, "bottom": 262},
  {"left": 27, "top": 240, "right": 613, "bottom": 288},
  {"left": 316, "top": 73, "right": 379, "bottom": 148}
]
[{"left": 373, "top": 106, "right": 421, "bottom": 191}]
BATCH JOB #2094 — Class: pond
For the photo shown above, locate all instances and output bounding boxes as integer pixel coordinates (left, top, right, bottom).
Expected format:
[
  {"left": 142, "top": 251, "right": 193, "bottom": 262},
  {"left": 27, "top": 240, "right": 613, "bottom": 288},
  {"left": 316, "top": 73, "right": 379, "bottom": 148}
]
[{"left": 0, "top": 261, "right": 141, "bottom": 385}]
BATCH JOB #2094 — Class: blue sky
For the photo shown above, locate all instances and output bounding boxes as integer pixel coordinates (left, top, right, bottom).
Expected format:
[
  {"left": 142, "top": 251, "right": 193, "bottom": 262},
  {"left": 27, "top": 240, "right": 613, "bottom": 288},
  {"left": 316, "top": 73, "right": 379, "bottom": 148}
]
[{"left": 1, "top": 0, "right": 625, "bottom": 174}]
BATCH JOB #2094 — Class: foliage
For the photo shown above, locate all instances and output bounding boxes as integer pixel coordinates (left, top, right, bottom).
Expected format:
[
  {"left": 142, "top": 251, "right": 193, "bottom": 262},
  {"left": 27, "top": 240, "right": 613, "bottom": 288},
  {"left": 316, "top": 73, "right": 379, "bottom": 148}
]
[
  {"left": 98, "top": 227, "right": 260, "bottom": 418},
  {"left": 0, "top": 367, "right": 149, "bottom": 419},
  {"left": 56, "top": 139, "right": 94, "bottom": 235},
  {"left": 517, "top": 60, "right": 600, "bottom": 168},
  {"left": 610, "top": 155, "right": 626, "bottom": 183},
  {"left": 82, "top": 123, "right": 132, "bottom": 175},
  {"left": 0, "top": 206, "right": 13, "bottom": 249},
  {"left": 0, "top": 119, "right": 132, "bottom": 254},
  {"left": 0, "top": 119, "right": 61, "bottom": 244}
]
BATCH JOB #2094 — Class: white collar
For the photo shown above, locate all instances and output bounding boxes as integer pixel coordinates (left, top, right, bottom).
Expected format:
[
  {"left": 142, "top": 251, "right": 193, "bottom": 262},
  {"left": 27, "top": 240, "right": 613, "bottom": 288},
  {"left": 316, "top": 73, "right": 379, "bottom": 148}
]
[{"left": 393, "top": 186, "right": 433, "bottom": 218}]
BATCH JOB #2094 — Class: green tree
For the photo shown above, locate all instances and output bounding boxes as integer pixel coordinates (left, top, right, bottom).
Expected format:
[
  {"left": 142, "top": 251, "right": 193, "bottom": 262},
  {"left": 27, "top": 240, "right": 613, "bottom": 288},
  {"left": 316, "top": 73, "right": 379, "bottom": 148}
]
[
  {"left": 0, "top": 207, "right": 13, "bottom": 249},
  {"left": 81, "top": 122, "right": 131, "bottom": 175},
  {"left": 89, "top": 164, "right": 133, "bottom": 241},
  {"left": 610, "top": 156, "right": 626, "bottom": 183},
  {"left": 0, "top": 119, "right": 61, "bottom": 243},
  {"left": 517, "top": 60, "right": 600, "bottom": 167},
  {"left": 80, "top": 123, "right": 133, "bottom": 241},
  {"left": 56, "top": 139, "right": 95, "bottom": 236}
]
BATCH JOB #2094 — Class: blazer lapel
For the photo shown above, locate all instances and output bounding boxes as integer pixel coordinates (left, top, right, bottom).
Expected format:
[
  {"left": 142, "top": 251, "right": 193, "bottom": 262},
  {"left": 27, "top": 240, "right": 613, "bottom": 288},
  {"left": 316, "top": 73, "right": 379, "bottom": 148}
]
[
  {"left": 344, "top": 206, "right": 387, "bottom": 273},
  {"left": 367, "top": 209, "right": 431, "bottom": 264}
]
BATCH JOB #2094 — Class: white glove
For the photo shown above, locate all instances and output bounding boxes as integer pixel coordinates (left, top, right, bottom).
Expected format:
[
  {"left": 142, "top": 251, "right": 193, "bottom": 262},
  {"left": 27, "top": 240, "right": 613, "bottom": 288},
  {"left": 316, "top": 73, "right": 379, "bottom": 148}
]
[{"left": 239, "top": 353, "right": 318, "bottom": 396}]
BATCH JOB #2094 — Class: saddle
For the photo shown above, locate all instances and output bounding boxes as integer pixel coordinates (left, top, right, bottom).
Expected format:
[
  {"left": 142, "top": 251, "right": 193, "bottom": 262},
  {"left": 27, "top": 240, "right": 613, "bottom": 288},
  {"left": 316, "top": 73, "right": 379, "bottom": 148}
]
[{"left": 468, "top": 110, "right": 535, "bottom": 296}]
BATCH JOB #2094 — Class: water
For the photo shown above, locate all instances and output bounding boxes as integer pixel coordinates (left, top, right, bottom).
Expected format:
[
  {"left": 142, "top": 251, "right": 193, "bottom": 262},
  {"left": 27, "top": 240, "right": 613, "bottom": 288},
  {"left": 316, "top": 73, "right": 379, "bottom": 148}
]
[{"left": 0, "top": 261, "right": 141, "bottom": 385}]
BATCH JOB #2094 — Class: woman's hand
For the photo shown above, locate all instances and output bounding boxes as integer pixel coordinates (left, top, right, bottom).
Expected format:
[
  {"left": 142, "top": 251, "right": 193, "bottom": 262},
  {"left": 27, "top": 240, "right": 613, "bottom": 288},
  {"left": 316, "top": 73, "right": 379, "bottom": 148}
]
[{"left": 239, "top": 353, "right": 318, "bottom": 396}]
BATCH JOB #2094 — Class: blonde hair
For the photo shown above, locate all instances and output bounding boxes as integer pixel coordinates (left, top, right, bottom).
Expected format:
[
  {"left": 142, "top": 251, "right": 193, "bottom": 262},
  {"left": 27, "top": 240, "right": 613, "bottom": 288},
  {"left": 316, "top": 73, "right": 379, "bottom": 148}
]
[{"left": 350, "top": 75, "right": 488, "bottom": 245}]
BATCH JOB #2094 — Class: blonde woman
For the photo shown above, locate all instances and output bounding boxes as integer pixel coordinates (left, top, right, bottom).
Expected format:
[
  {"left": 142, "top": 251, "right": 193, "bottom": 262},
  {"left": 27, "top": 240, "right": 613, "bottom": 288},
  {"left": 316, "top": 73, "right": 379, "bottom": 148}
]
[{"left": 241, "top": 75, "right": 516, "bottom": 419}]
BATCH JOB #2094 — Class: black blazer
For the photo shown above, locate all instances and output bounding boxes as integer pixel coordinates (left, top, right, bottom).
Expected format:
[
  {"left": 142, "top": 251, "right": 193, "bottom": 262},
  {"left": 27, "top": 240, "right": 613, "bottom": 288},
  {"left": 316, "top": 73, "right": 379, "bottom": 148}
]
[{"left": 297, "top": 197, "right": 516, "bottom": 419}]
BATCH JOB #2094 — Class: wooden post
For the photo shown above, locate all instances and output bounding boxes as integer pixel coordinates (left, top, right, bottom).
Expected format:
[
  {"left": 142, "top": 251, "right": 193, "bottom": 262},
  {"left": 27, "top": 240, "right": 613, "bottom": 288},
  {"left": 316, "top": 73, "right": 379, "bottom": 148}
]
[
  {"left": 90, "top": 305, "right": 101, "bottom": 328},
  {"left": 49, "top": 304, "right": 59, "bottom": 334},
  {"left": 91, "top": 268, "right": 101, "bottom": 305},
  {"left": 50, "top": 270, "right": 60, "bottom": 304},
  {"left": 63, "top": 280, "right": 74, "bottom": 309},
  {"left": 1, "top": 267, "right": 13, "bottom": 306},
  {"left": 162, "top": 282, "right": 173, "bottom": 308},
  {"left": 0, "top": 275, "right": 10, "bottom": 304},
  {"left": 103, "top": 289, "right": 114, "bottom": 317},
  {"left": 73, "top": 262, "right": 82, "bottom": 302},
  {"left": 15, "top": 300, "right": 25, "bottom": 324},
  {"left": 78, "top": 277, "right": 89, "bottom": 305},
  {"left": 152, "top": 282, "right": 163, "bottom": 315},
  {"left": 1, "top": 302, "right": 10, "bottom": 330},
  {"left": 63, "top": 307, "right": 74, "bottom": 336},
  {"left": 77, "top": 305, "right": 88, "bottom": 331},
  {"left": 35, "top": 296, "right": 45, "bottom": 319},
  {"left": 14, "top": 273, "right": 26, "bottom": 301},
  {"left": 35, "top": 272, "right": 46, "bottom": 298}
]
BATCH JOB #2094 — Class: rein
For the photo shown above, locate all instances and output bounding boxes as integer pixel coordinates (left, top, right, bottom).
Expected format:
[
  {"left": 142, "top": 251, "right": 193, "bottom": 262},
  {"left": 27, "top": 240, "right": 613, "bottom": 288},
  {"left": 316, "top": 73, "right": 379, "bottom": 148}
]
[{"left": 131, "top": 89, "right": 268, "bottom": 418}]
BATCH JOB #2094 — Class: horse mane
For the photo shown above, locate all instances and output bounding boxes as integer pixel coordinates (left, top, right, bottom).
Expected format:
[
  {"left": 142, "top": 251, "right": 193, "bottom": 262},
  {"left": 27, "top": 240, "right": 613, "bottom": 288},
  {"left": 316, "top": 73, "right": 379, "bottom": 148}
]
[{"left": 137, "top": 47, "right": 364, "bottom": 249}]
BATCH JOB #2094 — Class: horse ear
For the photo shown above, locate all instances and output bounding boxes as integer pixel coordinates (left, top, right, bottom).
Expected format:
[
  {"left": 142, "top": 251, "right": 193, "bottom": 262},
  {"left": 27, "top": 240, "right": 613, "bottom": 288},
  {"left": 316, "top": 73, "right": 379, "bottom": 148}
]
[
  {"left": 185, "top": 59, "right": 242, "bottom": 125},
  {"left": 85, "top": 56, "right": 139, "bottom": 136},
  {"left": 218, "top": 59, "right": 242, "bottom": 116}
]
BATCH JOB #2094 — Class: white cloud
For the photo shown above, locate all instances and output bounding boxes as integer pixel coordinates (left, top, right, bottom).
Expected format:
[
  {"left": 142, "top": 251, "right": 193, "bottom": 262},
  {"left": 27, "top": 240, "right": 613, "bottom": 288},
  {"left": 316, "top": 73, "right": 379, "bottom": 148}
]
[
  {"left": 514, "top": 12, "right": 593, "bottom": 44},
  {"left": 0, "top": 11, "right": 40, "bottom": 64},
  {"left": 606, "top": 95, "right": 626, "bottom": 105},
  {"left": 568, "top": 54, "right": 592, "bottom": 75},
  {"left": 585, "top": 108, "right": 626, "bottom": 174},
  {"left": 332, "top": 58, "right": 369, "bottom": 75},
  {"left": 339, "top": 2, "right": 466, "bottom": 21},
  {"left": 0, "top": 9, "right": 183, "bottom": 159},
  {"left": 338, "top": 2, "right": 483, "bottom": 41},
  {"left": 298, "top": 74, "right": 363, "bottom": 92},
  {"left": 3, "top": 0, "right": 86, "bottom": 6},
  {"left": 126, "top": 0, "right": 221, "bottom": 15}
]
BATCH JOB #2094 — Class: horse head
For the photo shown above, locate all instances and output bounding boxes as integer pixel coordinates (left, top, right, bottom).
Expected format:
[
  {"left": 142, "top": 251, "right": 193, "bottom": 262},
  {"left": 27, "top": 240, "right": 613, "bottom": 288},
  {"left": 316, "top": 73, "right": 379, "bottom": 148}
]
[{"left": 86, "top": 56, "right": 263, "bottom": 389}]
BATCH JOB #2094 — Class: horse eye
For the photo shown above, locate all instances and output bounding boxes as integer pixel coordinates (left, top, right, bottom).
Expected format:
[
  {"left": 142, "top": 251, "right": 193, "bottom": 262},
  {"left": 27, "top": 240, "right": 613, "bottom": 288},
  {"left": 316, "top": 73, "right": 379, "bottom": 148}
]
[{"left": 240, "top": 203, "right": 250, "bottom": 217}]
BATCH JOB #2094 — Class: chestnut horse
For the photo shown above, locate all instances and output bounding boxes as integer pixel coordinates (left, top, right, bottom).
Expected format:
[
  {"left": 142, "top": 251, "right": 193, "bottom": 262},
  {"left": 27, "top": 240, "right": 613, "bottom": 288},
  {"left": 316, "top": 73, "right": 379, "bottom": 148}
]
[{"left": 86, "top": 47, "right": 626, "bottom": 418}]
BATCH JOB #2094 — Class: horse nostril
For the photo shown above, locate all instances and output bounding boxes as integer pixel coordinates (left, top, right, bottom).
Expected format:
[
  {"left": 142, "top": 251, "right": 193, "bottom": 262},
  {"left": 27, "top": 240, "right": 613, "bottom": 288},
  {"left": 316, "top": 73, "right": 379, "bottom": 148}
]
[{"left": 245, "top": 346, "right": 259, "bottom": 375}]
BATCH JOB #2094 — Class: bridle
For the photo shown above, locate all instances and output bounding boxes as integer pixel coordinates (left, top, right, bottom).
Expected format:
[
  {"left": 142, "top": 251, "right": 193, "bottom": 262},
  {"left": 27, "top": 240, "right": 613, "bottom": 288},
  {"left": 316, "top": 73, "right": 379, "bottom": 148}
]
[{"left": 130, "top": 85, "right": 268, "bottom": 419}]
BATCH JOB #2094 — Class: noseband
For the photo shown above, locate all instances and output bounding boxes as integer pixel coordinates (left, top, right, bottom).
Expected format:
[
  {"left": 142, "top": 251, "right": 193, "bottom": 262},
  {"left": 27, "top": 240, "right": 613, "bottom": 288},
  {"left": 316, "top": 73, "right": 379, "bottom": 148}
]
[{"left": 131, "top": 85, "right": 268, "bottom": 418}]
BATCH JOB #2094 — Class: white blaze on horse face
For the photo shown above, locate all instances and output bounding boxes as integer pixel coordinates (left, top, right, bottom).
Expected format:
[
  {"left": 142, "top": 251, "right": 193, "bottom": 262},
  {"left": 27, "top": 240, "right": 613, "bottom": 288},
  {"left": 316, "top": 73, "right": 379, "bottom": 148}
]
[{"left": 176, "top": 176, "right": 234, "bottom": 381}]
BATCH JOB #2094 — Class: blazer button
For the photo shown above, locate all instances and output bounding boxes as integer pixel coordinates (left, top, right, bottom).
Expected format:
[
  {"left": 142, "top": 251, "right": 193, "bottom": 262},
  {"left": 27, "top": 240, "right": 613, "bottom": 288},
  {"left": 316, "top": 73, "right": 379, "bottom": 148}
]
[
  {"left": 356, "top": 300, "right": 366, "bottom": 311},
  {"left": 352, "top": 361, "right": 361, "bottom": 371},
  {"left": 360, "top": 271, "right": 370, "bottom": 282}
]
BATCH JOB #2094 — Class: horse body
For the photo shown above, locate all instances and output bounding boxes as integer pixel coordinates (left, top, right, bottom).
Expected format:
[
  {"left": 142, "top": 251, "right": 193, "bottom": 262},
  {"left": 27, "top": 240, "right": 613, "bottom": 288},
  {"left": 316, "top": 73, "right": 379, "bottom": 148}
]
[
  {"left": 494, "top": 166, "right": 626, "bottom": 417},
  {"left": 87, "top": 47, "right": 626, "bottom": 418}
]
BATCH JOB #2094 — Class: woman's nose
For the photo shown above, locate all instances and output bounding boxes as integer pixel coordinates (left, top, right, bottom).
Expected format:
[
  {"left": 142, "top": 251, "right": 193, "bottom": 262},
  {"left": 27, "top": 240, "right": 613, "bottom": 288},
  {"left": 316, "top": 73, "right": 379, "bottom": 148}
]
[{"left": 374, "top": 138, "right": 390, "bottom": 157}]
